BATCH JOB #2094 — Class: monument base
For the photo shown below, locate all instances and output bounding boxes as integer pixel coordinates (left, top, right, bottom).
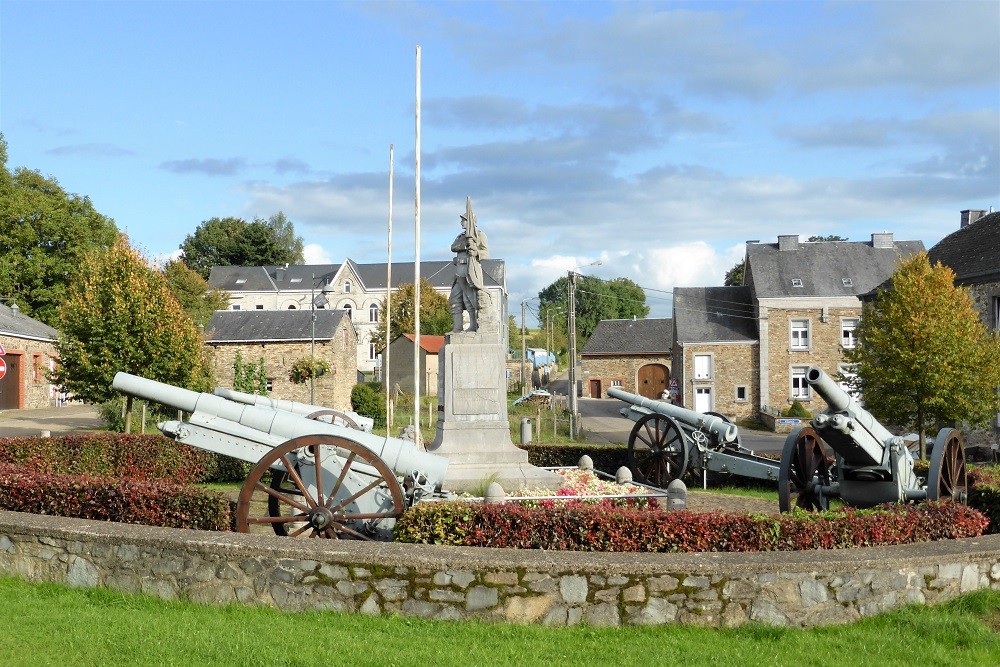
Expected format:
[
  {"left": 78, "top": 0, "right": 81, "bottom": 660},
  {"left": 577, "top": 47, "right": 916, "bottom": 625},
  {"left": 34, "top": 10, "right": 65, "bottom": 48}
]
[{"left": 428, "top": 331, "right": 564, "bottom": 493}]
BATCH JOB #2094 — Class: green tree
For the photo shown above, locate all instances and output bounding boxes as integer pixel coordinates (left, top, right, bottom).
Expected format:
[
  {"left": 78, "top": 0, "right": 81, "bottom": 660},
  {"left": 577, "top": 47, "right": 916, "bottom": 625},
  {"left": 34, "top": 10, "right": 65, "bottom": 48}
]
[
  {"left": 724, "top": 259, "right": 745, "bottom": 286},
  {"left": 0, "top": 134, "right": 119, "bottom": 326},
  {"left": 808, "top": 235, "right": 848, "bottom": 242},
  {"left": 179, "top": 212, "right": 304, "bottom": 278},
  {"left": 52, "top": 235, "right": 209, "bottom": 431},
  {"left": 370, "top": 280, "right": 451, "bottom": 352},
  {"left": 163, "top": 259, "right": 230, "bottom": 327},
  {"left": 844, "top": 252, "right": 1000, "bottom": 458},
  {"left": 232, "top": 351, "right": 267, "bottom": 395},
  {"left": 538, "top": 275, "right": 649, "bottom": 348}
]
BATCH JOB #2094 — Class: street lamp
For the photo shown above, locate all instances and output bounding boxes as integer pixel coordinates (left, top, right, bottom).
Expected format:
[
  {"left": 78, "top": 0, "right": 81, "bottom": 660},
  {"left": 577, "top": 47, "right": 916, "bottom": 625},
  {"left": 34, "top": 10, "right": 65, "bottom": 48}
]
[{"left": 310, "top": 274, "right": 332, "bottom": 404}]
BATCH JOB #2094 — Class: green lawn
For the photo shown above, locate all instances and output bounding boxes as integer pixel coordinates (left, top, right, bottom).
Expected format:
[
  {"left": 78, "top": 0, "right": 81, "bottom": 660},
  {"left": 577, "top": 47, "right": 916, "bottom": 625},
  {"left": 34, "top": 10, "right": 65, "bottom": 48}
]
[{"left": 0, "top": 576, "right": 997, "bottom": 666}]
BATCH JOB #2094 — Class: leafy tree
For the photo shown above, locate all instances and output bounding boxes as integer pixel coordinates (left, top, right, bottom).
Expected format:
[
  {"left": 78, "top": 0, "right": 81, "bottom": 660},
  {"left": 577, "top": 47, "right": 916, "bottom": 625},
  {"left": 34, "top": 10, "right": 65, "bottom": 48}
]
[
  {"left": 724, "top": 259, "right": 745, "bottom": 286},
  {"left": 538, "top": 275, "right": 649, "bottom": 348},
  {"left": 179, "top": 212, "right": 304, "bottom": 278},
  {"left": 163, "top": 259, "right": 230, "bottom": 327},
  {"left": 52, "top": 235, "right": 209, "bottom": 431},
  {"left": 232, "top": 351, "right": 267, "bottom": 395},
  {"left": 0, "top": 134, "right": 119, "bottom": 326},
  {"left": 808, "top": 235, "right": 848, "bottom": 242},
  {"left": 844, "top": 252, "right": 1000, "bottom": 458},
  {"left": 370, "top": 279, "right": 452, "bottom": 352}
]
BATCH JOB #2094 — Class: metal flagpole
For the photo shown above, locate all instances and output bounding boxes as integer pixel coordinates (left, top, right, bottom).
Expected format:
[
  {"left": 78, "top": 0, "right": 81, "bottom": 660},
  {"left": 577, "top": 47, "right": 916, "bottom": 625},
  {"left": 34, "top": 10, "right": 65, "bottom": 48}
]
[
  {"left": 413, "top": 45, "right": 422, "bottom": 447},
  {"left": 386, "top": 144, "right": 394, "bottom": 427}
]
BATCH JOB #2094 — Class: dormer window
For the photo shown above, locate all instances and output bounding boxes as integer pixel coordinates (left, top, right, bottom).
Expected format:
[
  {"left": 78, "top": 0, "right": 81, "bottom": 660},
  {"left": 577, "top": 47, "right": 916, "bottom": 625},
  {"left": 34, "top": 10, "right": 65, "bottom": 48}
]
[
  {"left": 791, "top": 279, "right": 803, "bottom": 288},
  {"left": 289, "top": 278, "right": 302, "bottom": 284},
  {"left": 842, "top": 278, "right": 853, "bottom": 288},
  {"left": 235, "top": 278, "right": 247, "bottom": 285}
]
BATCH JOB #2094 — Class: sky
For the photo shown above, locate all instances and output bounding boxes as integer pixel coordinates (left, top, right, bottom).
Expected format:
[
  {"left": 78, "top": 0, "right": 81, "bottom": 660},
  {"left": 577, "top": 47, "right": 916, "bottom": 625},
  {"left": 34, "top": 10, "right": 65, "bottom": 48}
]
[{"left": 2, "top": 1, "right": 998, "bottom": 325}]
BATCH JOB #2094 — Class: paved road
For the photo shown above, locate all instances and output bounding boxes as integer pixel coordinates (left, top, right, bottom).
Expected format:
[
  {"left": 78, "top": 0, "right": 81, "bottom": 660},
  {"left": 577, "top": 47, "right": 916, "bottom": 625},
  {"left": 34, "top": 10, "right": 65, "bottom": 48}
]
[{"left": 0, "top": 404, "right": 105, "bottom": 437}]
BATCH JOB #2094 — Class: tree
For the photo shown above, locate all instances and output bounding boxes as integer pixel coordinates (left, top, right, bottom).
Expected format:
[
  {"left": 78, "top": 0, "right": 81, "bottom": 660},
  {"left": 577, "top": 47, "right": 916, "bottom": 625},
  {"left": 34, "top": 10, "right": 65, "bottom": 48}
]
[
  {"left": 844, "top": 252, "right": 1000, "bottom": 458},
  {"left": 163, "top": 259, "right": 230, "bottom": 327},
  {"left": 179, "top": 212, "right": 304, "bottom": 278},
  {"left": 232, "top": 351, "right": 267, "bottom": 395},
  {"left": 52, "top": 235, "right": 209, "bottom": 431},
  {"left": 369, "top": 279, "right": 452, "bottom": 352},
  {"left": 724, "top": 259, "right": 745, "bottom": 286},
  {"left": 538, "top": 275, "right": 649, "bottom": 348},
  {"left": 0, "top": 133, "right": 119, "bottom": 326},
  {"left": 808, "top": 235, "right": 848, "bottom": 242}
]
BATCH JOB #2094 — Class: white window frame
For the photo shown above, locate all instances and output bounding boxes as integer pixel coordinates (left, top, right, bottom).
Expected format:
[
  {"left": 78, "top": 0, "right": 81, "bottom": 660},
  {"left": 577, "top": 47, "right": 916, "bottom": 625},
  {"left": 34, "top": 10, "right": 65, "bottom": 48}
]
[
  {"left": 693, "top": 353, "right": 712, "bottom": 380},
  {"left": 837, "top": 363, "right": 860, "bottom": 402},
  {"left": 231, "top": 304, "right": 241, "bottom": 311},
  {"left": 369, "top": 303, "right": 379, "bottom": 323},
  {"left": 841, "top": 317, "right": 860, "bottom": 349},
  {"left": 790, "top": 319, "right": 810, "bottom": 350},
  {"left": 343, "top": 280, "right": 352, "bottom": 294},
  {"left": 791, "top": 365, "right": 811, "bottom": 400},
  {"left": 735, "top": 385, "right": 748, "bottom": 402},
  {"left": 369, "top": 342, "right": 377, "bottom": 360}
]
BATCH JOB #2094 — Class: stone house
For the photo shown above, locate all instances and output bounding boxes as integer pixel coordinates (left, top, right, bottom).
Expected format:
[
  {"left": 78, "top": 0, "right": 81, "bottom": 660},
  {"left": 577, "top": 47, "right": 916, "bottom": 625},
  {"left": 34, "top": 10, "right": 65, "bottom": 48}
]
[
  {"left": 383, "top": 334, "right": 445, "bottom": 397},
  {"left": 0, "top": 303, "right": 60, "bottom": 410},
  {"left": 672, "top": 287, "right": 758, "bottom": 420},
  {"left": 580, "top": 318, "right": 672, "bottom": 399},
  {"left": 203, "top": 310, "right": 357, "bottom": 412},
  {"left": 208, "top": 259, "right": 508, "bottom": 377},
  {"left": 928, "top": 209, "right": 1000, "bottom": 446}
]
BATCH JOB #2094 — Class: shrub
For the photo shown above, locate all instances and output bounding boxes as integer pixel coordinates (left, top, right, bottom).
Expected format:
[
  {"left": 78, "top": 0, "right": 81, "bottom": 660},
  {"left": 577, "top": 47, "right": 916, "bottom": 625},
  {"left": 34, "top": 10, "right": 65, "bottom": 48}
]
[
  {"left": 782, "top": 400, "right": 811, "bottom": 419},
  {"left": 351, "top": 383, "right": 385, "bottom": 421}
]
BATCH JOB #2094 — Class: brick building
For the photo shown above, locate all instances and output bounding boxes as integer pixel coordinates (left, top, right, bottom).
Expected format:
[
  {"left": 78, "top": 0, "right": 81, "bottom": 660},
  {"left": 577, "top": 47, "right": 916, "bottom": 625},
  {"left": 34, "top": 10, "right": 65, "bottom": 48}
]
[
  {"left": 204, "top": 310, "right": 357, "bottom": 412},
  {"left": 928, "top": 209, "right": 1000, "bottom": 446},
  {"left": 0, "top": 303, "right": 60, "bottom": 410},
  {"left": 580, "top": 318, "right": 672, "bottom": 399}
]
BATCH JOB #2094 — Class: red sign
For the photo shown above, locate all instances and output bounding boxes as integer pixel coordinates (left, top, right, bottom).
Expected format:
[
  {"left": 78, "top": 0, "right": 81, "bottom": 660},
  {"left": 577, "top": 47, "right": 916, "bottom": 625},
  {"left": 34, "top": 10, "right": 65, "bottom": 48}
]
[{"left": 0, "top": 357, "right": 6, "bottom": 380}]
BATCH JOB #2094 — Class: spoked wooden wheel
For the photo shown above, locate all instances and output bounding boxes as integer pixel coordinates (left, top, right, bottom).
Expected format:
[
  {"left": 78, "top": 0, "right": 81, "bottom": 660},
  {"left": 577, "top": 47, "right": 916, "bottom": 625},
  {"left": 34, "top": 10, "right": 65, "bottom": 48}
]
[
  {"left": 305, "top": 408, "right": 361, "bottom": 430},
  {"left": 627, "top": 413, "right": 688, "bottom": 488},
  {"left": 927, "top": 428, "right": 967, "bottom": 503},
  {"left": 779, "top": 426, "right": 833, "bottom": 512},
  {"left": 236, "top": 434, "right": 405, "bottom": 540}
]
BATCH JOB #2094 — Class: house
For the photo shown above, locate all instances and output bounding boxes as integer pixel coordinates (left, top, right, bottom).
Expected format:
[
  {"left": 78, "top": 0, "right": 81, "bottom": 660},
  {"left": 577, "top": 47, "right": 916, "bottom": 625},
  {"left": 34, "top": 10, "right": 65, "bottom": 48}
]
[
  {"left": 0, "top": 303, "right": 60, "bottom": 409},
  {"left": 208, "top": 259, "right": 508, "bottom": 376},
  {"left": 580, "top": 318, "right": 673, "bottom": 399},
  {"left": 671, "top": 233, "right": 923, "bottom": 423},
  {"left": 928, "top": 209, "right": 1000, "bottom": 446},
  {"left": 383, "top": 334, "right": 445, "bottom": 396},
  {"left": 203, "top": 309, "right": 357, "bottom": 412},
  {"left": 672, "top": 287, "right": 758, "bottom": 418}
]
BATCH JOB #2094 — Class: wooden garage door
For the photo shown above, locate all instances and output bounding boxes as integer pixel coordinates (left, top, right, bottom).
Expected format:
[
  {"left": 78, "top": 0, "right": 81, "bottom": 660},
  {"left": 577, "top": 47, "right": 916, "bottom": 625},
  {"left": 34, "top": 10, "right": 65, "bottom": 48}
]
[
  {"left": 0, "top": 354, "right": 21, "bottom": 409},
  {"left": 637, "top": 363, "right": 669, "bottom": 400}
]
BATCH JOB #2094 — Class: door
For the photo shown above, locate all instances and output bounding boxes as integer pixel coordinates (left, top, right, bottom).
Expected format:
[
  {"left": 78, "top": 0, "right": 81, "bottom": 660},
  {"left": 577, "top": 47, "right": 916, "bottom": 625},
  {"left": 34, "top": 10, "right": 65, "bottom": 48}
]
[
  {"left": 589, "top": 379, "right": 602, "bottom": 398},
  {"left": 637, "top": 363, "right": 670, "bottom": 399},
  {"left": 694, "top": 386, "right": 712, "bottom": 413},
  {"left": 0, "top": 354, "right": 20, "bottom": 409}
]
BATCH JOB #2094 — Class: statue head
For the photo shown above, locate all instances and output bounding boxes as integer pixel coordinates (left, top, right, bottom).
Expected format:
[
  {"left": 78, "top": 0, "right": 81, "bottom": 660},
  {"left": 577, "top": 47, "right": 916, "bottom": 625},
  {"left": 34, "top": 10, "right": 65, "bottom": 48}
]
[{"left": 460, "top": 214, "right": 469, "bottom": 231}]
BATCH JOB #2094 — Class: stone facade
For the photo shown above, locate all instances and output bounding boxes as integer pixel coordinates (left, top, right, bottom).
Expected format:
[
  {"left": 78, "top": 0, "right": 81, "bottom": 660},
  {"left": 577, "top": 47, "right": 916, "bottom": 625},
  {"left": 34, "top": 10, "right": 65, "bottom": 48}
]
[
  {"left": 207, "top": 336, "right": 357, "bottom": 413},
  {"left": 0, "top": 335, "right": 59, "bottom": 410},
  {"left": 2, "top": 512, "right": 999, "bottom": 629},
  {"left": 674, "top": 342, "right": 758, "bottom": 421},
  {"left": 966, "top": 280, "right": 1000, "bottom": 448},
  {"left": 580, "top": 355, "right": 670, "bottom": 398}
]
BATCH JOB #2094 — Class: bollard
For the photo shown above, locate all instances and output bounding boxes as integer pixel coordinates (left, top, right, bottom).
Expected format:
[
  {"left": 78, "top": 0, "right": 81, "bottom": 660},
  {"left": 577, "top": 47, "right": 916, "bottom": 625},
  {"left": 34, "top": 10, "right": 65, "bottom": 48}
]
[
  {"left": 577, "top": 455, "right": 594, "bottom": 471},
  {"left": 666, "top": 479, "right": 688, "bottom": 511},
  {"left": 484, "top": 482, "right": 506, "bottom": 504},
  {"left": 520, "top": 418, "right": 532, "bottom": 444},
  {"left": 615, "top": 466, "right": 632, "bottom": 484},
  {"left": 40, "top": 430, "right": 51, "bottom": 438}
]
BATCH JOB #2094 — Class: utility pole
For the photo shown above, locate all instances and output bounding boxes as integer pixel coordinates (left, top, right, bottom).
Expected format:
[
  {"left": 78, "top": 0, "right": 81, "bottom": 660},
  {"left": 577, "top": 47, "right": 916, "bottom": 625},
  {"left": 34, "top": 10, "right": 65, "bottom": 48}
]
[
  {"left": 567, "top": 271, "right": 578, "bottom": 439},
  {"left": 520, "top": 300, "right": 527, "bottom": 395}
]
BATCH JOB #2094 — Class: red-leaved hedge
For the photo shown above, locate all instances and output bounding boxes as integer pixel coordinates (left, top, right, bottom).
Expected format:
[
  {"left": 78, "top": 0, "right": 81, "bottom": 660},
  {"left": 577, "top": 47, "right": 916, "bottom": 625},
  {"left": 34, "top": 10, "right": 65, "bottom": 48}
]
[
  {"left": 0, "top": 462, "right": 231, "bottom": 531},
  {"left": 394, "top": 501, "right": 988, "bottom": 552}
]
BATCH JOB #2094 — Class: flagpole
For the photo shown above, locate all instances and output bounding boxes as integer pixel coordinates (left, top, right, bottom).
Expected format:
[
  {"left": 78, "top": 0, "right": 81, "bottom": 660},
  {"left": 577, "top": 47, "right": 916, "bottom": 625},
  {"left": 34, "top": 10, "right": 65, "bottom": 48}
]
[{"left": 413, "top": 44, "right": 422, "bottom": 447}]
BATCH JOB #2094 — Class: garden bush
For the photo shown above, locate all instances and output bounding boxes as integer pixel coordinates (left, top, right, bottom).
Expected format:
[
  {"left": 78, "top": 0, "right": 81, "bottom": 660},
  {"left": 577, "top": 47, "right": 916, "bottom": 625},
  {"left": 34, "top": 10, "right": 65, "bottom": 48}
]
[
  {"left": 351, "top": 383, "right": 385, "bottom": 421},
  {"left": 395, "top": 501, "right": 987, "bottom": 552}
]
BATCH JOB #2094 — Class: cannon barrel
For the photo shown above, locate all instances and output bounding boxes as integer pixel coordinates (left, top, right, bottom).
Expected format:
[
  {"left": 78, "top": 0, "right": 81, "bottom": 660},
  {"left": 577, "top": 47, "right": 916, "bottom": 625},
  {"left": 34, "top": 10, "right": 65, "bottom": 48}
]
[
  {"left": 112, "top": 372, "right": 447, "bottom": 487},
  {"left": 607, "top": 387, "right": 738, "bottom": 444},
  {"left": 212, "top": 387, "right": 374, "bottom": 431},
  {"left": 804, "top": 366, "right": 897, "bottom": 467}
]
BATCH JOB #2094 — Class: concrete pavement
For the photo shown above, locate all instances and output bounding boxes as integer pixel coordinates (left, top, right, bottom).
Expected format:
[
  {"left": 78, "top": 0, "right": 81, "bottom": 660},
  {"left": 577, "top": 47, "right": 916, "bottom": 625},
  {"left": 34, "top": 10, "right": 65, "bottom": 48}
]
[{"left": 0, "top": 404, "right": 105, "bottom": 437}]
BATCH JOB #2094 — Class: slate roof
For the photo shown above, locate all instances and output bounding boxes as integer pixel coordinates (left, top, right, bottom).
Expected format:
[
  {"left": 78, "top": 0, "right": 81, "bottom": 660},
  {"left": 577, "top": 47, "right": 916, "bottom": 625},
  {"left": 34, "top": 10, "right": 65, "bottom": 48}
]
[
  {"left": 208, "top": 259, "right": 506, "bottom": 292},
  {"left": 673, "top": 287, "right": 757, "bottom": 344},
  {"left": 927, "top": 211, "right": 1000, "bottom": 283},
  {"left": 0, "top": 303, "right": 58, "bottom": 342},
  {"left": 204, "top": 310, "right": 350, "bottom": 343},
  {"left": 581, "top": 318, "right": 673, "bottom": 355},
  {"left": 746, "top": 237, "right": 924, "bottom": 298}
]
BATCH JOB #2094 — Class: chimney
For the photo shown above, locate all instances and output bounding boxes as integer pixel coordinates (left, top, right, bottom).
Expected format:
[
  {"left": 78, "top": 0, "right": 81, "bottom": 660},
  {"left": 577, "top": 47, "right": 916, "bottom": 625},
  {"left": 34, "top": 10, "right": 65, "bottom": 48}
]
[
  {"left": 961, "top": 209, "right": 987, "bottom": 228},
  {"left": 871, "top": 232, "right": 894, "bottom": 249},
  {"left": 777, "top": 235, "right": 799, "bottom": 251}
]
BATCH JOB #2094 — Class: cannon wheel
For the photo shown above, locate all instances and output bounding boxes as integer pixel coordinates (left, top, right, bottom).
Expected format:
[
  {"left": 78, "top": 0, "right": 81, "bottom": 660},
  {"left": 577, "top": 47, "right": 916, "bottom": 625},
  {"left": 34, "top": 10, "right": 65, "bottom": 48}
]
[
  {"left": 927, "top": 428, "right": 968, "bottom": 503},
  {"left": 704, "top": 411, "right": 741, "bottom": 448},
  {"left": 305, "top": 408, "right": 361, "bottom": 430},
  {"left": 236, "top": 433, "right": 405, "bottom": 540},
  {"left": 627, "top": 413, "right": 688, "bottom": 488},
  {"left": 779, "top": 426, "right": 832, "bottom": 513}
]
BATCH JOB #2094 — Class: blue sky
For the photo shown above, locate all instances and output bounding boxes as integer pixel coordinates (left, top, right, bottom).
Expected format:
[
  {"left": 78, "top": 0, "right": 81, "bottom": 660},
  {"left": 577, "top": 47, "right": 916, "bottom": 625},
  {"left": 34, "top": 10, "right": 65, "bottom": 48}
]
[{"left": 2, "top": 1, "right": 997, "bottom": 323}]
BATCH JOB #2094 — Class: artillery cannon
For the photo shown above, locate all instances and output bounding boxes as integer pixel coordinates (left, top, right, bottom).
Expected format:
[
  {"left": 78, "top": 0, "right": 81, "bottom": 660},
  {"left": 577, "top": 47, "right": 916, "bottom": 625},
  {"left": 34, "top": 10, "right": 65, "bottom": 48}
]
[
  {"left": 779, "top": 366, "right": 967, "bottom": 511},
  {"left": 608, "top": 387, "right": 781, "bottom": 488},
  {"left": 112, "top": 372, "right": 449, "bottom": 540},
  {"left": 212, "top": 387, "right": 374, "bottom": 432}
]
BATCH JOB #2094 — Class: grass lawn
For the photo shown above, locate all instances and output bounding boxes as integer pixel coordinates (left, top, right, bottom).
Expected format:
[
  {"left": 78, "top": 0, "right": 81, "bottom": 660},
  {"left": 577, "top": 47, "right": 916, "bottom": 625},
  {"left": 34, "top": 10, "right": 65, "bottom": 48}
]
[{"left": 0, "top": 576, "right": 997, "bottom": 666}]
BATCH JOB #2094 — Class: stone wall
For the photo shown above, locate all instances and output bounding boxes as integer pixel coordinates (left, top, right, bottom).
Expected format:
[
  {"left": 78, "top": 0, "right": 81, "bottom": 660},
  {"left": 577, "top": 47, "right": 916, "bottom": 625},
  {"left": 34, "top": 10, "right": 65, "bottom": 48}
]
[
  {"left": 2, "top": 511, "right": 998, "bottom": 628},
  {"left": 966, "top": 280, "right": 1000, "bottom": 448},
  {"left": 580, "top": 355, "right": 670, "bottom": 397},
  {"left": 677, "top": 343, "right": 758, "bottom": 422},
  {"left": 0, "top": 335, "right": 59, "bottom": 409}
]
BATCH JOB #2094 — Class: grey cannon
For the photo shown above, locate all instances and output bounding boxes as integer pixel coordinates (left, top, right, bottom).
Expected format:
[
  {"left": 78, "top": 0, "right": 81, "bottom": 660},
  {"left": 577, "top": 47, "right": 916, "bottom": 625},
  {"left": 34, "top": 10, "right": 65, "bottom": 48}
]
[
  {"left": 608, "top": 387, "right": 781, "bottom": 489},
  {"left": 213, "top": 387, "right": 374, "bottom": 432},
  {"left": 779, "top": 366, "right": 967, "bottom": 511},
  {"left": 112, "top": 372, "right": 449, "bottom": 540}
]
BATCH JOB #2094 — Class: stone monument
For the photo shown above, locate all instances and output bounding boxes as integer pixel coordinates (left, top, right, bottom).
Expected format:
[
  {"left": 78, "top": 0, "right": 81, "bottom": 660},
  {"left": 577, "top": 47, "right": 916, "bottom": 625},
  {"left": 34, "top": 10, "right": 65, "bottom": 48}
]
[{"left": 428, "top": 198, "right": 564, "bottom": 493}]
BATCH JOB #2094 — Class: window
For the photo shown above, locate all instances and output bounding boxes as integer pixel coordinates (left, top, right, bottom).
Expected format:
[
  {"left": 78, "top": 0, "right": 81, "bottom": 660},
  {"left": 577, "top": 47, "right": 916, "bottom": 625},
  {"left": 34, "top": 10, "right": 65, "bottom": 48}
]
[
  {"left": 343, "top": 303, "right": 352, "bottom": 319},
  {"left": 694, "top": 354, "right": 712, "bottom": 380},
  {"left": 235, "top": 278, "right": 247, "bottom": 285},
  {"left": 791, "top": 366, "right": 811, "bottom": 400},
  {"left": 231, "top": 305, "right": 241, "bottom": 311},
  {"left": 255, "top": 304, "right": 264, "bottom": 310},
  {"left": 369, "top": 342, "right": 377, "bottom": 360},
  {"left": 735, "top": 386, "right": 748, "bottom": 402},
  {"left": 32, "top": 354, "right": 44, "bottom": 384},
  {"left": 842, "top": 278, "right": 854, "bottom": 288},
  {"left": 343, "top": 280, "right": 352, "bottom": 294},
  {"left": 994, "top": 296, "right": 1000, "bottom": 330},
  {"left": 610, "top": 379, "right": 623, "bottom": 387},
  {"left": 790, "top": 319, "right": 810, "bottom": 350},
  {"left": 838, "top": 364, "right": 860, "bottom": 401},
  {"left": 791, "top": 279, "right": 803, "bottom": 288},
  {"left": 287, "top": 304, "right": 297, "bottom": 309},
  {"left": 265, "top": 379, "right": 273, "bottom": 393},
  {"left": 841, "top": 318, "right": 859, "bottom": 348},
  {"left": 369, "top": 303, "right": 379, "bottom": 323}
]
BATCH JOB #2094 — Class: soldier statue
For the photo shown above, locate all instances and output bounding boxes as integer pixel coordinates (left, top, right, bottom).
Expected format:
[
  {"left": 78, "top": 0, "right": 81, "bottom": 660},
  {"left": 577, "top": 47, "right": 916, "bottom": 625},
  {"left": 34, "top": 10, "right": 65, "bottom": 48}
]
[{"left": 450, "top": 197, "right": 489, "bottom": 332}]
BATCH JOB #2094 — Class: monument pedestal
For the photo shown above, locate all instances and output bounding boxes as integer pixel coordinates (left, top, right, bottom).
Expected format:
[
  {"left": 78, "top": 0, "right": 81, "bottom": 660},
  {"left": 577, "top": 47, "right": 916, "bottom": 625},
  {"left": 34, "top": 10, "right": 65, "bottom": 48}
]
[{"left": 428, "top": 332, "right": 564, "bottom": 493}]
